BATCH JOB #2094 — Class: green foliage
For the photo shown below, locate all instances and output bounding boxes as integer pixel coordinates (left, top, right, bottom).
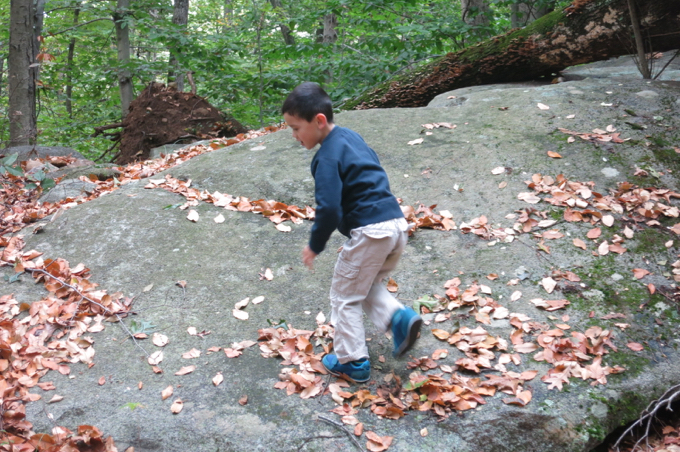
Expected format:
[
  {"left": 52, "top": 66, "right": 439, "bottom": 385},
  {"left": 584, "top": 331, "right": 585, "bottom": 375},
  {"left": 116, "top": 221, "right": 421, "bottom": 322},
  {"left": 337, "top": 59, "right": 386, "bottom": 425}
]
[
  {"left": 1, "top": 0, "right": 562, "bottom": 158},
  {"left": 0, "top": 153, "right": 56, "bottom": 191}
]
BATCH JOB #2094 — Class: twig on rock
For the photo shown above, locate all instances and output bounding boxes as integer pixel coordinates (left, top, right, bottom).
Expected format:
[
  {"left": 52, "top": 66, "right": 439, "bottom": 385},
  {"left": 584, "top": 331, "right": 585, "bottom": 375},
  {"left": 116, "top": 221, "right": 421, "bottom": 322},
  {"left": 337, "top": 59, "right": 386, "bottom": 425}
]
[
  {"left": 317, "top": 414, "right": 365, "bottom": 452},
  {"left": 613, "top": 383, "right": 680, "bottom": 451}
]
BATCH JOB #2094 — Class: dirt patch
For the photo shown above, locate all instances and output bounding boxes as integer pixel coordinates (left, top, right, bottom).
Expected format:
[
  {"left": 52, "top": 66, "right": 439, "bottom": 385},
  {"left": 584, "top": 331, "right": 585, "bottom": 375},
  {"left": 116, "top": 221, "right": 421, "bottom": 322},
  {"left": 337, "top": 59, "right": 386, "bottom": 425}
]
[{"left": 116, "top": 83, "right": 248, "bottom": 164}]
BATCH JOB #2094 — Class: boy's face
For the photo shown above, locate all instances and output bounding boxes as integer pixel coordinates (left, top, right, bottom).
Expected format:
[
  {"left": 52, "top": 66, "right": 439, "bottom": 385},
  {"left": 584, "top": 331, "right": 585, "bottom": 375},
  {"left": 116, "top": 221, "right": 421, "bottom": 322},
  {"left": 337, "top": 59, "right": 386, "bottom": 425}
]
[{"left": 283, "top": 113, "right": 325, "bottom": 150}]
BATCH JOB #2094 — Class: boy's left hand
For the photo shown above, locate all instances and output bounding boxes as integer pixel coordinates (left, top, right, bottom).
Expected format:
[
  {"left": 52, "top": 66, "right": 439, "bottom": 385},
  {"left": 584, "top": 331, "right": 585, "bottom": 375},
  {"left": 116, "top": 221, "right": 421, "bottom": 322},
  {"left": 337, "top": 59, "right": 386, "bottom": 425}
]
[{"left": 302, "top": 245, "right": 317, "bottom": 270}]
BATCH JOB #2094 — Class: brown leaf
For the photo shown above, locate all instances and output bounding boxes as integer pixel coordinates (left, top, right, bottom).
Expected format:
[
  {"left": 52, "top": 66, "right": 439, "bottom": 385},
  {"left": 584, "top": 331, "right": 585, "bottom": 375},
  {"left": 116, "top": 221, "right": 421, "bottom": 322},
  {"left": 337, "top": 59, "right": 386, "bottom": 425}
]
[
  {"left": 161, "top": 385, "right": 174, "bottom": 400},
  {"left": 175, "top": 365, "right": 196, "bottom": 376},
  {"left": 354, "top": 423, "right": 364, "bottom": 437},
  {"left": 648, "top": 283, "right": 656, "bottom": 294},
  {"left": 431, "top": 329, "right": 450, "bottom": 340},
  {"left": 48, "top": 394, "right": 64, "bottom": 404},
  {"left": 386, "top": 278, "right": 398, "bottom": 293},
  {"left": 238, "top": 395, "right": 248, "bottom": 406},
  {"left": 587, "top": 228, "right": 602, "bottom": 240},
  {"left": 182, "top": 348, "right": 201, "bottom": 359},
  {"left": 547, "top": 151, "right": 562, "bottom": 159},
  {"left": 171, "top": 399, "right": 184, "bottom": 414},
  {"left": 633, "top": 268, "right": 651, "bottom": 279},
  {"left": 627, "top": 342, "right": 644, "bottom": 352},
  {"left": 573, "top": 238, "right": 587, "bottom": 250},
  {"left": 213, "top": 373, "right": 224, "bottom": 386},
  {"left": 187, "top": 210, "right": 199, "bottom": 222},
  {"left": 98, "top": 376, "right": 106, "bottom": 386}
]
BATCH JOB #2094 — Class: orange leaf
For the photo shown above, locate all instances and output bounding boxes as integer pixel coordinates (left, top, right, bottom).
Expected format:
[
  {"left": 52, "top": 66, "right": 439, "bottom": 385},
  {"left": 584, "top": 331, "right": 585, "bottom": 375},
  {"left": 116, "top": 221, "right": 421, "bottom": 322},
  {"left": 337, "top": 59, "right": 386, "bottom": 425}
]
[
  {"left": 627, "top": 342, "right": 644, "bottom": 352},
  {"left": 647, "top": 283, "right": 655, "bottom": 294},
  {"left": 632, "top": 268, "right": 651, "bottom": 279},
  {"left": 547, "top": 151, "right": 562, "bottom": 159},
  {"left": 98, "top": 376, "right": 106, "bottom": 386},
  {"left": 386, "top": 278, "right": 398, "bottom": 293},
  {"left": 572, "top": 238, "right": 586, "bottom": 250}
]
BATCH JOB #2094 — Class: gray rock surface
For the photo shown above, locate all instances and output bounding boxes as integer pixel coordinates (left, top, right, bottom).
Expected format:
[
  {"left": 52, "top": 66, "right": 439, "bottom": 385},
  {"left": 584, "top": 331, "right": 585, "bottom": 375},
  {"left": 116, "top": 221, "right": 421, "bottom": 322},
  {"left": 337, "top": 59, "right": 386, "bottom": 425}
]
[
  {"left": 3, "top": 55, "right": 680, "bottom": 452},
  {"left": 1, "top": 145, "right": 86, "bottom": 161}
]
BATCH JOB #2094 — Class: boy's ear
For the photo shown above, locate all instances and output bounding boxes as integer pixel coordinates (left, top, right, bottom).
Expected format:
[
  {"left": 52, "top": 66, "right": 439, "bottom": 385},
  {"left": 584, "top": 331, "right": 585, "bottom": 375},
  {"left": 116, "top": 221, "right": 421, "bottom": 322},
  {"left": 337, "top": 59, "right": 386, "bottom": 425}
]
[{"left": 314, "top": 113, "right": 329, "bottom": 128}]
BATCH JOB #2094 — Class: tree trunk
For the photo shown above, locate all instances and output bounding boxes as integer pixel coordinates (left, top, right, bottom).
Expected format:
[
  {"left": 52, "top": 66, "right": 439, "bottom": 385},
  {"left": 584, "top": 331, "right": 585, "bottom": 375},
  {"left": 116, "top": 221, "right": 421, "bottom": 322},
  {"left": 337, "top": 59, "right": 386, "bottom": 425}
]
[
  {"left": 168, "top": 0, "right": 189, "bottom": 92},
  {"left": 323, "top": 13, "right": 337, "bottom": 44},
  {"left": 113, "top": 0, "right": 133, "bottom": 119},
  {"left": 512, "top": 1, "right": 555, "bottom": 28},
  {"left": 32, "top": 0, "right": 46, "bottom": 82},
  {"left": 66, "top": 4, "right": 80, "bottom": 118},
  {"left": 268, "top": 0, "right": 295, "bottom": 46},
  {"left": 8, "top": 0, "right": 37, "bottom": 146},
  {"left": 221, "top": 0, "right": 232, "bottom": 34},
  {"left": 348, "top": 0, "right": 680, "bottom": 109},
  {"left": 461, "top": 0, "right": 489, "bottom": 28}
]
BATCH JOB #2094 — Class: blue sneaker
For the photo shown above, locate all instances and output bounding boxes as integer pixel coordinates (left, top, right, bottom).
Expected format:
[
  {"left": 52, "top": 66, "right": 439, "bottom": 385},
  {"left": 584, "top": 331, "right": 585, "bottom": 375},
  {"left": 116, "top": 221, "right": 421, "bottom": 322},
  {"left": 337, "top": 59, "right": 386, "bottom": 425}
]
[
  {"left": 321, "top": 354, "right": 371, "bottom": 383},
  {"left": 391, "top": 307, "right": 422, "bottom": 358}
]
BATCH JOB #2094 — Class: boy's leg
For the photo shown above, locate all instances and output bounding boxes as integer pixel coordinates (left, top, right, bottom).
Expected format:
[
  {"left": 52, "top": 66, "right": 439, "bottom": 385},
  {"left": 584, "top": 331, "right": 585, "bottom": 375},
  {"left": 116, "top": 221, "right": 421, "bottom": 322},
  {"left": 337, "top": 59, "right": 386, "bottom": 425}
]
[
  {"left": 330, "top": 221, "right": 405, "bottom": 363},
  {"left": 361, "top": 230, "right": 407, "bottom": 332}
]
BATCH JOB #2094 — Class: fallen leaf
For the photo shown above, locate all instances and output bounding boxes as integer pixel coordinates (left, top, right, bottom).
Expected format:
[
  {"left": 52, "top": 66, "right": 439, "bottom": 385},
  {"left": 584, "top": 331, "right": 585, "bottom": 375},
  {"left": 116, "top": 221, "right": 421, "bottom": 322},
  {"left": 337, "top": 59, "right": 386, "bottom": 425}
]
[
  {"left": 238, "top": 395, "right": 248, "bottom": 406},
  {"left": 547, "top": 151, "right": 562, "bottom": 159},
  {"left": 148, "top": 351, "right": 164, "bottom": 366},
  {"left": 276, "top": 223, "right": 292, "bottom": 232},
  {"left": 598, "top": 241, "right": 610, "bottom": 255},
  {"left": 182, "top": 348, "right": 201, "bottom": 359},
  {"left": 175, "top": 365, "right": 196, "bottom": 376},
  {"left": 233, "top": 309, "right": 249, "bottom": 320},
  {"left": 633, "top": 268, "right": 651, "bottom": 279},
  {"left": 48, "top": 394, "right": 64, "bottom": 404},
  {"left": 537, "top": 103, "right": 550, "bottom": 110},
  {"left": 491, "top": 167, "right": 505, "bottom": 175},
  {"left": 408, "top": 138, "right": 424, "bottom": 145},
  {"left": 573, "top": 238, "right": 587, "bottom": 250},
  {"left": 354, "top": 423, "right": 364, "bottom": 436},
  {"left": 98, "top": 376, "right": 106, "bottom": 386},
  {"left": 316, "top": 311, "right": 326, "bottom": 325},
  {"left": 587, "top": 228, "right": 602, "bottom": 240},
  {"left": 566, "top": 114, "right": 575, "bottom": 119},
  {"left": 171, "top": 399, "right": 183, "bottom": 414},
  {"left": 143, "top": 284, "right": 153, "bottom": 292},
  {"left": 152, "top": 333, "right": 169, "bottom": 347},
  {"left": 648, "top": 283, "right": 656, "bottom": 294},
  {"left": 187, "top": 210, "right": 199, "bottom": 222},
  {"left": 420, "top": 428, "right": 428, "bottom": 437},
  {"left": 499, "top": 181, "right": 508, "bottom": 189},
  {"left": 214, "top": 214, "right": 225, "bottom": 223},
  {"left": 602, "top": 215, "right": 615, "bottom": 227},
  {"left": 252, "top": 296, "right": 265, "bottom": 304},
  {"left": 627, "top": 342, "right": 644, "bottom": 352},
  {"left": 234, "top": 297, "right": 250, "bottom": 310},
  {"left": 187, "top": 326, "right": 197, "bottom": 335},
  {"left": 511, "top": 291, "right": 522, "bottom": 302},
  {"left": 213, "top": 373, "right": 224, "bottom": 386},
  {"left": 161, "top": 385, "right": 173, "bottom": 400},
  {"left": 386, "top": 278, "right": 398, "bottom": 293},
  {"left": 540, "top": 277, "right": 557, "bottom": 294}
]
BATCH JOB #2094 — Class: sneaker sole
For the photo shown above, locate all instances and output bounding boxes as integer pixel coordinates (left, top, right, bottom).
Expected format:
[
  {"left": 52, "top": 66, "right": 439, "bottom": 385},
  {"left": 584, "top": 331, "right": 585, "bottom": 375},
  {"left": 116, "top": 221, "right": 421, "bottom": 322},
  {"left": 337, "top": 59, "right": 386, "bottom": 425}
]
[
  {"left": 322, "top": 362, "right": 370, "bottom": 383},
  {"left": 394, "top": 315, "right": 422, "bottom": 358}
]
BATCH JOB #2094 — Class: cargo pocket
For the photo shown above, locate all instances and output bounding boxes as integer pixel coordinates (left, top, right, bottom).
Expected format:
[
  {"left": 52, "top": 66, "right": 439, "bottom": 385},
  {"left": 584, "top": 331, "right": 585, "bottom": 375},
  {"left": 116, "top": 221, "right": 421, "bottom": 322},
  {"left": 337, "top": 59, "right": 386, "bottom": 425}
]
[{"left": 331, "top": 259, "right": 360, "bottom": 297}]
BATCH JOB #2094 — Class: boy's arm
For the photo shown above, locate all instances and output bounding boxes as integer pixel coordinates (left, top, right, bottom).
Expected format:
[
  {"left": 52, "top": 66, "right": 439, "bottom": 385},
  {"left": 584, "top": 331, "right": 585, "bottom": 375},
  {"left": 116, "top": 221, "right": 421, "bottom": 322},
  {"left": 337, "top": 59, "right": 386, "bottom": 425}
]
[{"left": 309, "top": 158, "right": 342, "bottom": 254}]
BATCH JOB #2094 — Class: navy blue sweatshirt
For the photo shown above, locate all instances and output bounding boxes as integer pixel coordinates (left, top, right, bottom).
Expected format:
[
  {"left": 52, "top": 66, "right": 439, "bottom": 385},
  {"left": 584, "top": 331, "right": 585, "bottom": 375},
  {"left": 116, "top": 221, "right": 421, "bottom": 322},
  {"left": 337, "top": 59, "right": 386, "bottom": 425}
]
[{"left": 309, "top": 126, "right": 404, "bottom": 254}]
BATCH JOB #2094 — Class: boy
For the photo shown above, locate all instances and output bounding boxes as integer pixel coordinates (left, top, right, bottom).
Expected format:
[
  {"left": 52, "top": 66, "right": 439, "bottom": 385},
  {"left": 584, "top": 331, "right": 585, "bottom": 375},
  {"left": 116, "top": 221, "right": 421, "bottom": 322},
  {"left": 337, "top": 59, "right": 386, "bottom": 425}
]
[{"left": 281, "top": 82, "right": 422, "bottom": 383}]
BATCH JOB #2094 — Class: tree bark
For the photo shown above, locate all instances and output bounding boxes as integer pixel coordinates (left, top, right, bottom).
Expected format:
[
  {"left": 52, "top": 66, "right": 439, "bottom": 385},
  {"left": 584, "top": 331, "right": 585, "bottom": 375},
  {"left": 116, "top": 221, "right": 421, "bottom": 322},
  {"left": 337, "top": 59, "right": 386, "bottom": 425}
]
[
  {"left": 168, "top": 0, "right": 189, "bottom": 92},
  {"left": 8, "top": 0, "right": 37, "bottom": 146},
  {"left": 66, "top": 4, "right": 80, "bottom": 118},
  {"left": 512, "top": 1, "right": 555, "bottom": 28},
  {"left": 268, "top": 0, "right": 295, "bottom": 46},
  {"left": 461, "top": 0, "right": 489, "bottom": 28},
  {"left": 626, "top": 0, "right": 651, "bottom": 79},
  {"left": 348, "top": 0, "right": 680, "bottom": 109},
  {"left": 323, "top": 13, "right": 337, "bottom": 44},
  {"left": 113, "top": 0, "right": 133, "bottom": 119},
  {"left": 32, "top": 0, "right": 46, "bottom": 81}
]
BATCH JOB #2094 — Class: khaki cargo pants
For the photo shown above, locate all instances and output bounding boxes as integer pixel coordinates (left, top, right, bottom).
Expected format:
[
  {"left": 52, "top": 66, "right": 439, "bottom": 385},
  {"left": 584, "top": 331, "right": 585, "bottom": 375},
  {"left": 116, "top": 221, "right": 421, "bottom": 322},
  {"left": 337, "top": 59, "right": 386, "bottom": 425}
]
[{"left": 330, "top": 217, "right": 408, "bottom": 363}]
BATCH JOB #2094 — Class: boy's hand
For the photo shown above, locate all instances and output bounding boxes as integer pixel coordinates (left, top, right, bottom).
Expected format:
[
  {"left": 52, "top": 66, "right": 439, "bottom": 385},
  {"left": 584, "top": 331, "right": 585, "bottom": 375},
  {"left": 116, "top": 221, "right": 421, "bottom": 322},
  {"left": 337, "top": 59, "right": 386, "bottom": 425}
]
[{"left": 302, "top": 245, "right": 317, "bottom": 270}]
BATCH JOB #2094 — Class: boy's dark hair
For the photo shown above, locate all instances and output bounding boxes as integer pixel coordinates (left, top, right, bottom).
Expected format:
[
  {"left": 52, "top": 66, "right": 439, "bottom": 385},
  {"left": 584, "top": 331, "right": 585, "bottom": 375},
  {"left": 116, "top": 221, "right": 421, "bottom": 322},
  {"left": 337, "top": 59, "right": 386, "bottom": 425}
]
[{"left": 282, "top": 82, "right": 333, "bottom": 123}]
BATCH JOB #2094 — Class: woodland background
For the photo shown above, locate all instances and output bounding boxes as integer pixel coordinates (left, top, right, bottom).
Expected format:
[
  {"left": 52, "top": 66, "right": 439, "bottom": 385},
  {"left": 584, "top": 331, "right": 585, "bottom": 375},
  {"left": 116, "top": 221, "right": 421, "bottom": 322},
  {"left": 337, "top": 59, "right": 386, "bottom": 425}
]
[{"left": 1, "top": 0, "right": 568, "bottom": 160}]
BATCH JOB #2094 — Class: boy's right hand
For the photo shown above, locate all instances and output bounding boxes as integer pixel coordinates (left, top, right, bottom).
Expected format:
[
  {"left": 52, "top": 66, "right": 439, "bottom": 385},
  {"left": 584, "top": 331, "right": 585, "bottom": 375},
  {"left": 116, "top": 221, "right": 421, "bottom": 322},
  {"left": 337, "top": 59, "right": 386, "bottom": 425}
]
[{"left": 302, "top": 245, "right": 317, "bottom": 270}]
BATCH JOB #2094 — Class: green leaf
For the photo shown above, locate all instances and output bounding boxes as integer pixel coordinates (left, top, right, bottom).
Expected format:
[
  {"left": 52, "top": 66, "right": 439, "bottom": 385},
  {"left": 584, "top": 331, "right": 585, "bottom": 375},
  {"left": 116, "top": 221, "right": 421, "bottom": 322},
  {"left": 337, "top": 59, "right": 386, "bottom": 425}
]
[
  {"left": 1, "top": 153, "right": 18, "bottom": 166},
  {"left": 267, "top": 318, "right": 288, "bottom": 329},
  {"left": 413, "top": 295, "right": 439, "bottom": 314},
  {"left": 5, "top": 165, "right": 24, "bottom": 177},
  {"left": 404, "top": 378, "right": 430, "bottom": 391},
  {"left": 41, "top": 178, "right": 56, "bottom": 190},
  {"left": 163, "top": 203, "right": 184, "bottom": 210},
  {"left": 24, "top": 183, "right": 38, "bottom": 190}
]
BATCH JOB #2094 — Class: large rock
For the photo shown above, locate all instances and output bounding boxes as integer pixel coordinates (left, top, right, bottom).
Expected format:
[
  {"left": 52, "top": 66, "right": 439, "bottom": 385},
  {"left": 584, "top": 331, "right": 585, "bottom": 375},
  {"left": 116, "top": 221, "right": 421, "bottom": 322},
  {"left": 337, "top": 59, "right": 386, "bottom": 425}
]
[
  {"left": 1, "top": 145, "right": 86, "bottom": 161},
  {"left": 3, "top": 56, "right": 680, "bottom": 452}
]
